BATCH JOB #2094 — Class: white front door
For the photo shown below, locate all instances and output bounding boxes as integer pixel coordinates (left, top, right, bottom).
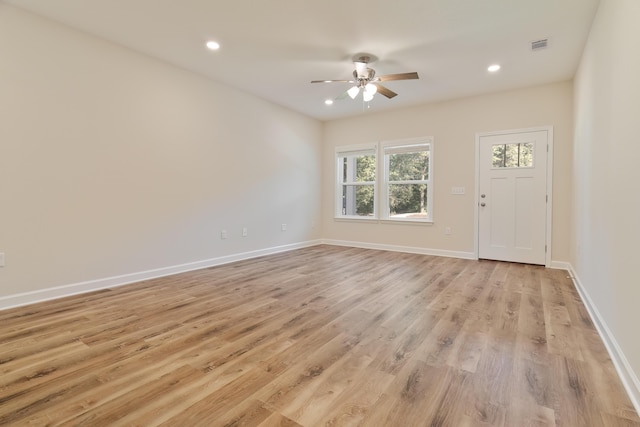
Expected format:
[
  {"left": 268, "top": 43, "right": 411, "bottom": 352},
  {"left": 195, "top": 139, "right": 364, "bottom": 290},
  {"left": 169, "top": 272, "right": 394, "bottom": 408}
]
[{"left": 478, "top": 129, "right": 549, "bottom": 265}]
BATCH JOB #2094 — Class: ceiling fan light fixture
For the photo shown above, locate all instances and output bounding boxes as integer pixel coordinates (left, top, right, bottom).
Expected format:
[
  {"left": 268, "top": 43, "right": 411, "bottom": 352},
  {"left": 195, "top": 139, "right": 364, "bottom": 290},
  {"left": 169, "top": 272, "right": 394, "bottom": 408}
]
[
  {"left": 347, "top": 86, "right": 360, "bottom": 99},
  {"left": 363, "top": 83, "right": 377, "bottom": 102},
  {"left": 365, "top": 83, "right": 377, "bottom": 95},
  {"left": 311, "top": 54, "right": 418, "bottom": 104}
]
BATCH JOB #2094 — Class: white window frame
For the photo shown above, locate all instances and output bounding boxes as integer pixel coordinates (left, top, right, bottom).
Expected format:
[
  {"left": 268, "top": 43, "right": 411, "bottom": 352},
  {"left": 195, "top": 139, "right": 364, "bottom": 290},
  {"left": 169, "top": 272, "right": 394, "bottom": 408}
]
[
  {"left": 334, "top": 137, "right": 433, "bottom": 223},
  {"left": 334, "top": 143, "right": 378, "bottom": 220},
  {"left": 381, "top": 137, "right": 433, "bottom": 223}
]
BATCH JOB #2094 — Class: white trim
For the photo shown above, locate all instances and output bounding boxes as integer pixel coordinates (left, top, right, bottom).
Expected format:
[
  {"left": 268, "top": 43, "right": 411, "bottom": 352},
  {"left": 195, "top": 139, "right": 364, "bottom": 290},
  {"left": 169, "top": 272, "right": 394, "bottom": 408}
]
[
  {"left": 321, "top": 239, "right": 475, "bottom": 260},
  {"left": 333, "top": 218, "right": 434, "bottom": 225},
  {"left": 333, "top": 216, "right": 378, "bottom": 222},
  {"left": 474, "top": 126, "right": 554, "bottom": 267},
  {"left": 335, "top": 137, "right": 434, "bottom": 222},
  {"left": 545, "top": 127, "right": 554, "bottom": 267},
  {"left": 549, "top": 260, "right": 572, "bottom": 270},
  {"left": 335, "top": 142, "right": 378, "bottom": 219},
  {"left": 0, "top": 240, "right": 322, "bottom": 311},
  {"left": 380, "top": 137, "right": 433, "bottom": 223},
  {"left": 380, "top": 136, "right": 433, "bottom": 147},
  {"left": 565, "top": 264, "right": 640, "bottom": 415},
  {"left": 474, "top": 135, "right": 481, "bottom": 259},
  {"left": 379, "top": 218, "right": 434, "bottom": 225},
  {"left": 334, "top": 142, "right": 377, "bottom": 156},
  {"left": 381, "top": 138, "right": 432, "bottom": 154}
]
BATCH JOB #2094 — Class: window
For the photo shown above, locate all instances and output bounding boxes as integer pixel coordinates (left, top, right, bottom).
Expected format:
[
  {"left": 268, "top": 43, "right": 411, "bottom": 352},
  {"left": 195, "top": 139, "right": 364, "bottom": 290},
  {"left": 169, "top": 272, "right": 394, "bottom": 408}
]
[
  {"left": 335, "top": 138, "right": 433, "bottom": 223},
  {"left": 383, "top": 140, "right": 432, "bottom": 221},
  {"left": 335, "top": 145, "right": 377, "bottom": 218},
  {"left": 492, "top": 142, "right": 534, "bottom": 168}
]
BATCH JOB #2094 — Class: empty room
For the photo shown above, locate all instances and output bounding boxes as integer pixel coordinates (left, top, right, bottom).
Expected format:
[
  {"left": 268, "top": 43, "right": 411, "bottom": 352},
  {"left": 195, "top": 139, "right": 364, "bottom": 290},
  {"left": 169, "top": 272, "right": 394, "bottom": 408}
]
[{"left": 1, "top": 0, "right": 639, "bottom": 425}]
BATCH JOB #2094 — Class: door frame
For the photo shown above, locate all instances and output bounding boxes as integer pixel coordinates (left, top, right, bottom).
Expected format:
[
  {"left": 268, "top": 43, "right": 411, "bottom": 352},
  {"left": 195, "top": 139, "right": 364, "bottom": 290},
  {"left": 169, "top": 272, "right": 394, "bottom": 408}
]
[{"left": 474, "top": 126, "right": 554, "bottom": 267}]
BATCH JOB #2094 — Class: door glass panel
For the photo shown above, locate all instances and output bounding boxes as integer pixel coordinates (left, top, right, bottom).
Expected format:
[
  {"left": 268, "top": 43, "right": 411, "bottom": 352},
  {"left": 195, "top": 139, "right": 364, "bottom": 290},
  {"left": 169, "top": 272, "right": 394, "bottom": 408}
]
[{"left": 492, "top": 142, "right": 534, "bottom": 168}]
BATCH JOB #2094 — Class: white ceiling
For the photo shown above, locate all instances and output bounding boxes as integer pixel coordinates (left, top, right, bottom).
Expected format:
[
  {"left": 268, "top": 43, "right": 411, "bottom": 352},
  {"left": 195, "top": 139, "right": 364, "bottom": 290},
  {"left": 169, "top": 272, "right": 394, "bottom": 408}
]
[{"left": 5, "top": 0, "right": 600, "bottom": 121}]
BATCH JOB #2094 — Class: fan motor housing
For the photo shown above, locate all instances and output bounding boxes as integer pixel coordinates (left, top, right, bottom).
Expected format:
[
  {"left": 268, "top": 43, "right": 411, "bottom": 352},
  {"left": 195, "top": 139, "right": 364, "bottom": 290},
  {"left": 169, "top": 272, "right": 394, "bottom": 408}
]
[{"left": 353, "top": 68, "right": 376, "bottom": 83}]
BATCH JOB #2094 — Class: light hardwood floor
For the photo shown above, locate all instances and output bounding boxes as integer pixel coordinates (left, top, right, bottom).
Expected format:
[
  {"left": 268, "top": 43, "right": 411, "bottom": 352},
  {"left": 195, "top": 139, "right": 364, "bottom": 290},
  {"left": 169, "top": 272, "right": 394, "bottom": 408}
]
[{"left": 1, "top": 245, "right": 638, "bottom": 426}]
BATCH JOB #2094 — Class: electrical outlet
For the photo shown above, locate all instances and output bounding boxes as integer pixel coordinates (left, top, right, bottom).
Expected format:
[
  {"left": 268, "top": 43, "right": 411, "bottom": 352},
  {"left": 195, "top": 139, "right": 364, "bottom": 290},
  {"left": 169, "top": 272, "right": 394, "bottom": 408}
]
[
  {"left": 0, "top": 252, "right": 4, "bottom": 267},
  {"left": 445, "top": 227, "right": 452, "bottom": 235},
  {"left": 281, "top": 223, "right": 287, "bottom": 231},
  {"left": 221, "top": 230, "right": 228, "bottom": 240},
  {"left": 242, "top": 227, "right": 248, "bottom": 237}
]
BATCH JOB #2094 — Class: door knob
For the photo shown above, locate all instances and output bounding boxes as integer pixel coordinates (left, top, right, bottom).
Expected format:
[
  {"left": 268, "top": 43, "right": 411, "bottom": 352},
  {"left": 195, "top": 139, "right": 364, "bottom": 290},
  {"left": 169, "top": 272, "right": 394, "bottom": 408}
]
[
  {"left": 480, "top": 202, "right": 486, "bottom": 207},
  {"left": 481, "top": 194, "right": 486, "bottom": 198}
]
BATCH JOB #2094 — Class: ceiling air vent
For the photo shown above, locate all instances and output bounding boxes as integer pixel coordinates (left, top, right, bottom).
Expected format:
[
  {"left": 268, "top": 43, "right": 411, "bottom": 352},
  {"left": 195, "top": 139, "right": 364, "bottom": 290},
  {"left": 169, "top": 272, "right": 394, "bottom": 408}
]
[{"left": 531, "top": 38, "right": 549, "bottom": 51}]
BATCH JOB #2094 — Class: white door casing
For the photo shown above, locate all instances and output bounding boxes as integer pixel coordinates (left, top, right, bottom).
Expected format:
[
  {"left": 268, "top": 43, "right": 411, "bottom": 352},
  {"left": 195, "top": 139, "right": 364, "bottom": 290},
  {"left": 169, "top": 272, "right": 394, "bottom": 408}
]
[{"left": 476, "top": 128, "right": 552, "bottom": 265}]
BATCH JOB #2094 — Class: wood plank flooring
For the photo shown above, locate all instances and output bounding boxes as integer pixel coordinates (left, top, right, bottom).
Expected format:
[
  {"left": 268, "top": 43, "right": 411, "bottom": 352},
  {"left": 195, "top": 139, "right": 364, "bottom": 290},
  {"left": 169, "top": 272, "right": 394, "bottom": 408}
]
[{"left": 0, "top": 245, "right": 638, "bottom": 426}]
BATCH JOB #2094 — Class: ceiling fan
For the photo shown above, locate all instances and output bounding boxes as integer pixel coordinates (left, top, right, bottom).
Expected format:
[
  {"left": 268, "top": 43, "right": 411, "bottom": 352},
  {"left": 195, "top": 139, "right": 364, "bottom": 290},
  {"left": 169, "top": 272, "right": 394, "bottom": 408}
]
[{"left": 311, "top": 54, "right": 419, "bottom": 102}]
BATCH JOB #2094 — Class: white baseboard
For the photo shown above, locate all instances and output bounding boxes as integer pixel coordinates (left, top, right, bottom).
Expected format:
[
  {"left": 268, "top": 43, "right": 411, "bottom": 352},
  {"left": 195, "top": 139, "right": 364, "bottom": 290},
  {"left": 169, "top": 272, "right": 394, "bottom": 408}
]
[
  {"left": 0, "top": 240, "right": 322, "bottom": 311},
  {"left": 567, "top": 264, "right": 640, "bottom": 415},
  {"left": 549, "top": 260, "right": 572, "bottom": 270},
  {"left": 321, "top": 239, "right": 476, "bottom": 260}
]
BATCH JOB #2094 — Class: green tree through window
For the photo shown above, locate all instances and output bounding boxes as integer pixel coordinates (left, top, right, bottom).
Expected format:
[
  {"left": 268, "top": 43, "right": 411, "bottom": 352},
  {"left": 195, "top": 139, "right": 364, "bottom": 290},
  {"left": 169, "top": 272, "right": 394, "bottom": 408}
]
[
  {"left": 335, "top": 139, "right": 433, "bottom": 221},
  {"left": 388, "top": 151, "right": 429, "bottom": 216},
  {"left": 336, "top": 147, "right": 376, "bottom": 217},
  {"left": 385, "top": 144, "right": 431, "bottom": 219},
  {"left": 354, "top": 154, "right": 375, "bottom": 214}
]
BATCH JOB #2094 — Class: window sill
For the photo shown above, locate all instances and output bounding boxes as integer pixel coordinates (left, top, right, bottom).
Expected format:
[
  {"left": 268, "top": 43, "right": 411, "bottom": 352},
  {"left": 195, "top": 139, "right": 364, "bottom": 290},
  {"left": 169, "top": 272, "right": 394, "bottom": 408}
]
[
  {"left": 334, "top": 217, "right": 434, "bottom": 225},
  {"left": 379, "top": 219, "right": 434, "bottom": 225},
  {"left": 334, "top": 216, "right": 378, "bottom": 223}
]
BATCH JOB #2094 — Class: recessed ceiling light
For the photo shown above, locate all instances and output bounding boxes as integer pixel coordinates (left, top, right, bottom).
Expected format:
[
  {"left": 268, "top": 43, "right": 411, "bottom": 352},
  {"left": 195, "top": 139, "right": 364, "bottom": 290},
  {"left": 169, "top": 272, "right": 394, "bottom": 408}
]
[
  {"left": 488, "top": 64, "right": 501, "bottom": 72},
  {"left": 206, "top": 41, "right": 220, "bottom": 50},
  {"left": 324, "top": 99, "right": 334, "bottom": 105}
]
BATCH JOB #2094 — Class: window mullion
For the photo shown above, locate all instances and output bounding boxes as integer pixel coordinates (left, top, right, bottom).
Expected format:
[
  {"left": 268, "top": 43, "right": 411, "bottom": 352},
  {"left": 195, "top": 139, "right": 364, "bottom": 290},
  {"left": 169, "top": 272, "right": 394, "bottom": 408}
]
[{"left": 342, "top": 181, "right": 375, "bottom": 186}]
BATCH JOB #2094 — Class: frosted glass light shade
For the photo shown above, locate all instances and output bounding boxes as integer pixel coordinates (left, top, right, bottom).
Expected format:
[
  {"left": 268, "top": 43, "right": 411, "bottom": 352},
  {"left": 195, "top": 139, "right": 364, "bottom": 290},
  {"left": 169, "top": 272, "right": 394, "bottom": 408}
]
[
  {"left": 363, "top": 83, "right": 377, "bottom": 102},
  {"left": 365, "top": 83, "right": 377, "bottom": 94}
]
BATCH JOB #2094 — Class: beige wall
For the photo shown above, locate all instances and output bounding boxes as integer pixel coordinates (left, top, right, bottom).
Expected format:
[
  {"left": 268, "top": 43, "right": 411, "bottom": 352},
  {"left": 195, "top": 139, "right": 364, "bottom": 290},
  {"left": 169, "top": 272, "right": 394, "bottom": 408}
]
[
  {"left": 322, "top": 82, "right": 573, "bottom": 261},
  {"left": 573, "top": 0, "right": 640, "bottom": 402},
  {"left": 0, "top": 5, "right": 322, "bottom": 298}
]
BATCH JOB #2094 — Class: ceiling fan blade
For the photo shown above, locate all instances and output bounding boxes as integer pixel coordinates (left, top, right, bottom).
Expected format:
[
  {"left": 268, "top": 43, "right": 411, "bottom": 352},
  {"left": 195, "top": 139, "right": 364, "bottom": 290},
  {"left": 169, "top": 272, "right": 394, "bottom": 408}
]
[
  {"left": 354, "top": 61, "right": 369, "bottom": 78},
  {"left": 311, "top": 79, "right": 354, "bottom": 83},
  {"left": 373, "top": 83, "right": 398, "bottom": 99},
  {"left": 377, "top": 72, "right": 419, "bottom": 82}
]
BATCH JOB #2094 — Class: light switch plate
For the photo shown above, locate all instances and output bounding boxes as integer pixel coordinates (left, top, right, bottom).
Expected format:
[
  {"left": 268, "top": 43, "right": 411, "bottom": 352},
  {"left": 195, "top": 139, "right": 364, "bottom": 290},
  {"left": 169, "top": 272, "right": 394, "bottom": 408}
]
[{"left": 451, "top": 186, "right": 466, "bottom": 195}]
